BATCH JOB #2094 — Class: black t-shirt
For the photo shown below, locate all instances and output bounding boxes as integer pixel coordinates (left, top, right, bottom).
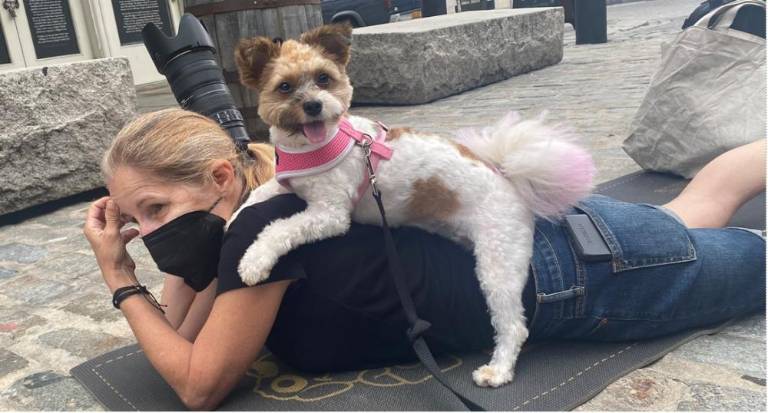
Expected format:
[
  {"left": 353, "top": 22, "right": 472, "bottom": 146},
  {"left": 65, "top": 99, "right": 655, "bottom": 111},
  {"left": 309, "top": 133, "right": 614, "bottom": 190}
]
[{"left": 217, "top": 194, "right": 535, "bottom": 373}]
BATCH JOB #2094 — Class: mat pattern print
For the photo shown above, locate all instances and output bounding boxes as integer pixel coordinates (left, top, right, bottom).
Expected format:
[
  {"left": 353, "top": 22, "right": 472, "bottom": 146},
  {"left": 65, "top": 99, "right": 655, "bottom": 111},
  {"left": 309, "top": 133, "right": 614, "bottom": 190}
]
[{"left": 70, "top": 172, "right": 765, "bottom": 411}]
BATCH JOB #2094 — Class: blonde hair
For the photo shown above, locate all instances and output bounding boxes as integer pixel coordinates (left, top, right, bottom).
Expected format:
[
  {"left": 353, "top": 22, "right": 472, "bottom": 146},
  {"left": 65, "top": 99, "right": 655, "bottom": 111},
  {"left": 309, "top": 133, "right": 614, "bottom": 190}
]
[{"left": 103, "top": 108, "right": 274, "bottom": 190}]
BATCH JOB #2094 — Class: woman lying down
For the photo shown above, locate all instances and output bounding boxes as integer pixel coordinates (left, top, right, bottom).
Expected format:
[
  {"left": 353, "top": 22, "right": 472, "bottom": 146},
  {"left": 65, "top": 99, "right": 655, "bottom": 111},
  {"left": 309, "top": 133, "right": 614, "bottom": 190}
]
[{"left": 84, "top": 109, "right": 765, "bottom": 410}]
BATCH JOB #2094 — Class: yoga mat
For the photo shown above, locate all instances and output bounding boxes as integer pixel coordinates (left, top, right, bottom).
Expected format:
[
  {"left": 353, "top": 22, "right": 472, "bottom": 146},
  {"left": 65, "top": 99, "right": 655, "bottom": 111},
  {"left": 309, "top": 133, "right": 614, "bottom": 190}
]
[{"left": 70, "top": 172, "right": 765, "bottom": 411}]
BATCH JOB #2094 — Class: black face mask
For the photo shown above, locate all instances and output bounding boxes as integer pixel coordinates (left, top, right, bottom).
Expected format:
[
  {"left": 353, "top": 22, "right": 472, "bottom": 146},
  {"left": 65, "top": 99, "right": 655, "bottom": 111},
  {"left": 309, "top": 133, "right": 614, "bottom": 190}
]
[{"left": 142, "top": 199, "right": 226, "bottom": 292}]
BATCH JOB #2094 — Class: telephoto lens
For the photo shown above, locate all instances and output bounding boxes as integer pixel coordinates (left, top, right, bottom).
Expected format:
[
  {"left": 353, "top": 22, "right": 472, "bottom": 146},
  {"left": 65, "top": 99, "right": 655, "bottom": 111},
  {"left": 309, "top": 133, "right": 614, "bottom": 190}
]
[{"left": 142, "top": 14, "right": 251, "bottom": 150}]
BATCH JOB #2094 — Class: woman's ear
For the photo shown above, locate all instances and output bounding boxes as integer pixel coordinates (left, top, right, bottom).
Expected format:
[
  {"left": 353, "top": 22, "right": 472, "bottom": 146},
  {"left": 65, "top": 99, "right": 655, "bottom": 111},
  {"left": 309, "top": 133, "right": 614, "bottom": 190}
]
[
  {"left": 210, "top": 159, "right": 236, "bottom": 192},
  {"left": 235, "top": 36, "right": 280, "bottom": 90}
]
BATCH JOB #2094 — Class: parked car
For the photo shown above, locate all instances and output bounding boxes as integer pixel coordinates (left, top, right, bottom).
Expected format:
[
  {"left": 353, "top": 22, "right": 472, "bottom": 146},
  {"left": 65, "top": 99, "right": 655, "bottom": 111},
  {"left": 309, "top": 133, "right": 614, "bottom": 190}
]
[{"left": 321, "top": 0, "right": 422, "bottom": 27}]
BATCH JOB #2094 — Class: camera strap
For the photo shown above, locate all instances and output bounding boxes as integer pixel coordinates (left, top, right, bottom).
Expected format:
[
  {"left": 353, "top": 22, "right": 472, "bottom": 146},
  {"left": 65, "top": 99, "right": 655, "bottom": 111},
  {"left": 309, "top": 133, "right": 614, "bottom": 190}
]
[{"left": 359, "top": 141, "right": 485, "bottom": 412}]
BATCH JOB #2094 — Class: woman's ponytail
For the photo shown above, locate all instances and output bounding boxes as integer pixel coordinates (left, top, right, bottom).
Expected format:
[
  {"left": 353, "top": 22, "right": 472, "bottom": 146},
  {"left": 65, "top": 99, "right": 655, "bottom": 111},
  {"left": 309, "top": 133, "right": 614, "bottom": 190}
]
[{"left": 242, "top": 142, "right": 276, "bottom": 190}]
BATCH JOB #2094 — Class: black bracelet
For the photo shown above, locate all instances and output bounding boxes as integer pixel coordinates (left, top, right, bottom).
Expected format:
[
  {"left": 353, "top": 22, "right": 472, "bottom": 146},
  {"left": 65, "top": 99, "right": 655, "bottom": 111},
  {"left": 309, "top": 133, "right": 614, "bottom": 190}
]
[
  {"left": 112, "top": 284, "right": 166, "bottom": 314},
  {"left": 112, "top": 285, "right": 146, "bottom": 309}
]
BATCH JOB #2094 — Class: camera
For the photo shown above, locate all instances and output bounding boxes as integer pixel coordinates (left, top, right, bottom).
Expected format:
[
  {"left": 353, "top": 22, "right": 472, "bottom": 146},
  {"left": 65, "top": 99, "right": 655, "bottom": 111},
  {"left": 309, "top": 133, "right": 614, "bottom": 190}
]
[{"left": 142, "top": 14, "right": 250, "bottom": 150}]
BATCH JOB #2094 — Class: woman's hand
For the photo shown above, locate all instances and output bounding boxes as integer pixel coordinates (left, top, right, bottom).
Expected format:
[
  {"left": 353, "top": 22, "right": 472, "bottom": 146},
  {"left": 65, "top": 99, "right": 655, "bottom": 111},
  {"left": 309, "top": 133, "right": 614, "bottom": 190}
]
[{"left": 83, "top": 196, "right": 140, "bottom": 292}]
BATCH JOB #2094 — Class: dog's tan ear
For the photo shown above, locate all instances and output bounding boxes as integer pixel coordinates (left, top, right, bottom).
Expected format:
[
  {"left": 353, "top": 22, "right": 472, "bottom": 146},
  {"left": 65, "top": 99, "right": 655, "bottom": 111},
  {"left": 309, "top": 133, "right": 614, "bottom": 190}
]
[
  {"left": 300, "top": 23, "right": 352, "bottom": 67},
  {"left": 235, "top": 37, "right": 281, "bottom": 90}
]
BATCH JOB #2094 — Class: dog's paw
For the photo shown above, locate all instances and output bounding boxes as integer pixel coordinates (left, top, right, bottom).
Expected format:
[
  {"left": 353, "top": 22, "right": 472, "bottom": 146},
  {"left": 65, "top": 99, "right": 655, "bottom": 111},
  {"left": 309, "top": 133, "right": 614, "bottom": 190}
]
[
  {"left": 238, "top": 245, "right": 278, "bottom": 286},
  {"left": 472, "top": 364, "right": 513, "bottom": 388}
]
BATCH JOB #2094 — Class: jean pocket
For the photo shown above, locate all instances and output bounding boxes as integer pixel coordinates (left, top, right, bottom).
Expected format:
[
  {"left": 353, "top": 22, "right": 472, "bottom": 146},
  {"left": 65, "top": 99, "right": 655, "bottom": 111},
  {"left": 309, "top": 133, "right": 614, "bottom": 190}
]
[{"left": 575, "top": 195, "right": 697, "bottom": 273}]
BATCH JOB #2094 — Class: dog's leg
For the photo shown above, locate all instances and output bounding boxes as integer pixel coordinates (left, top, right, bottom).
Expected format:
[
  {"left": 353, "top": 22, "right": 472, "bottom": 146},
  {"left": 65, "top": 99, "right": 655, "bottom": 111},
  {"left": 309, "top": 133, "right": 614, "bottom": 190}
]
[
  {"left": 469, "top": 198, "right": 534, "bottom": 388},
  {"left": 238, "top": 199, "right": 352, "bottom": 285}
]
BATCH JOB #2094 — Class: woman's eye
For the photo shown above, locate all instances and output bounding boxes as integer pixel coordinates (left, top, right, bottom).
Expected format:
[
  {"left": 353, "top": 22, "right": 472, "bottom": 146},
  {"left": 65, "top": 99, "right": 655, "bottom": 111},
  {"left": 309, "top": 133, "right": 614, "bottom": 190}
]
[
  {"left": 317, "top": 73, "right": 330, "bottom": 86},
  {"left": 278, "top": 82, "right": 292, "bottom": 93},
  {"left": 147, "top": 204, "right": 165, "bottom": 216}
]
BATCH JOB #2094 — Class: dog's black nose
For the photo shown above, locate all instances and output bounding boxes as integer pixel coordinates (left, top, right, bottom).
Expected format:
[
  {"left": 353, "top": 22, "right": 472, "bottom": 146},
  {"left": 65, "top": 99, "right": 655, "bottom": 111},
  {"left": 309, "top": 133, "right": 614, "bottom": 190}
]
[{"left": 303, "top": 101, "right": 323, "bottom": 116}]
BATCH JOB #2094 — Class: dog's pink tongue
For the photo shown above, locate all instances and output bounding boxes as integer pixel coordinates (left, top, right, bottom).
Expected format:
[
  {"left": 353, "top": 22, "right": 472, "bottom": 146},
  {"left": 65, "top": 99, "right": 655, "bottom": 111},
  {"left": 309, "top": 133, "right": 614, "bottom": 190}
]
[{"left": 302, "top": 122, "right": 327, "bottom": 144}]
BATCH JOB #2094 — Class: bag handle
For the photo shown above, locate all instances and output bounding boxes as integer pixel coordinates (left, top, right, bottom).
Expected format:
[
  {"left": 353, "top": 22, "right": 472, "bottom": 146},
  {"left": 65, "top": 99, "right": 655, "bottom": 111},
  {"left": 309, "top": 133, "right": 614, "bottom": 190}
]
[{"left": 694, "top": 0, "right": 765, "bottom": 30}]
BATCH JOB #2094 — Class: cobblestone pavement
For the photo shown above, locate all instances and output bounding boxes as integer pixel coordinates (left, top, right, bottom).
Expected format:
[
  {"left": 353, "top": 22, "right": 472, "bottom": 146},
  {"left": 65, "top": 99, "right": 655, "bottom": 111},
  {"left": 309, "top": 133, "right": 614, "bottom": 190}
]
[{"left": 1, "top": 0, "right": 764, "bottom": 410}]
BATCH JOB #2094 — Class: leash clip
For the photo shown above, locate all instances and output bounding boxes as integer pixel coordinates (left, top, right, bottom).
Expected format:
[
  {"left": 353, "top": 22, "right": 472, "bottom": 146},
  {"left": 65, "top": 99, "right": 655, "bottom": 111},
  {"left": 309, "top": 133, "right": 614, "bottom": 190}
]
[
  {"left": 358, "top": 134, "right": 373, "bottom": 156},
  {"left": 358, "top": 135, "right": 380, "bottom": 196}
]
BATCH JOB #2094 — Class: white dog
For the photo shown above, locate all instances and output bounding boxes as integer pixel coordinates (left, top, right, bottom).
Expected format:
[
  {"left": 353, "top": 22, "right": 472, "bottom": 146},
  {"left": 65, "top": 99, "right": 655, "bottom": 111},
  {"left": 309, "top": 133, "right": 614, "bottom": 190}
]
[{"left": 232, "top": 24, "right": 595, "bottom": 387}]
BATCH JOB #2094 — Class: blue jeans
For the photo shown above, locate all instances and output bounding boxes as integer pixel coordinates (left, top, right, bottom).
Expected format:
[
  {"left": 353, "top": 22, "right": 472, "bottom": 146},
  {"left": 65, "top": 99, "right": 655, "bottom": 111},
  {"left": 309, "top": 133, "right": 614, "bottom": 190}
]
[{"left": 528, "top": 194, "right": 766, "bottom": 341}]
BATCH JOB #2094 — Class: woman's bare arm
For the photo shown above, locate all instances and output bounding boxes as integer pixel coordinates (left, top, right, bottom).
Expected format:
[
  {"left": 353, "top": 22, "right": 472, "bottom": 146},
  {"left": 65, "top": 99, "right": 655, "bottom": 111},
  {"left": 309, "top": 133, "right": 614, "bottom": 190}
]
[
  {"left": 85, "top": 197, "right": 290, "bottom": 409},
  {"left": 118, "top": 280, "right": 290, "bottom": 410},
  {"left": 161, "top": 274, "right": 196, "bottom": 330},
  {"left": 177, "top": 279, "right": 218, "bottom": 341},
  {"left": 161, "top": 274, "right": 219, "bottom": 341}
]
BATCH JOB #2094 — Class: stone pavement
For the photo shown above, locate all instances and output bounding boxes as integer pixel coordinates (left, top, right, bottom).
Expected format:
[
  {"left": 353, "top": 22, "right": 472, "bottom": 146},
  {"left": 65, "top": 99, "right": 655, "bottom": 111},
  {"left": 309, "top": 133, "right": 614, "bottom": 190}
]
[{"left": 0, "top": 0, "right": 764, "bottom": 410}]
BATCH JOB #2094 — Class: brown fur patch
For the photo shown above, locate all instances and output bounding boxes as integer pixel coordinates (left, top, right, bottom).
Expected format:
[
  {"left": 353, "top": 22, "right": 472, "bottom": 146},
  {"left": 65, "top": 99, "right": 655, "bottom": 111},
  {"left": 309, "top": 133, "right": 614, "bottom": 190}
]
[
  {"left": 386, "top": 127, "right": 413, "bottom": 141},
  {"left": 300, "top": 23, "right": 352, "bottom": 67},
  {"left": 407, "top": 177, "right": 460, "bottom": 221},
  {"left": 235, "top": 37, "right": 281, "bottom": 90},
  {"left": 453, "top": 142, "right": 483, "bottom": 162}
]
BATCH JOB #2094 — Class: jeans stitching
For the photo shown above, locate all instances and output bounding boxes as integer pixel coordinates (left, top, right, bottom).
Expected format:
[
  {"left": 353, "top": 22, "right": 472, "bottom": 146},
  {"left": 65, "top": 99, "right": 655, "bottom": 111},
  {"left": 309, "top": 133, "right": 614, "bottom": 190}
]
[
  {"left": 534, "top": 226, "right": 565, "bottom": 319},
  {"left": 567, "top": 237, "right": 587, "bottom": 318},
  {"left": 537, "top": 287, "right": 585, "bottom": 304},
  {"left": 573, "top": 202, "right": 625, "bottom": 271},
  {"left": 578, "top": 198, "right": 698, "bottom": 273},
  {"left": 528, "top": 263, "right": 542, "bottom": 330}
]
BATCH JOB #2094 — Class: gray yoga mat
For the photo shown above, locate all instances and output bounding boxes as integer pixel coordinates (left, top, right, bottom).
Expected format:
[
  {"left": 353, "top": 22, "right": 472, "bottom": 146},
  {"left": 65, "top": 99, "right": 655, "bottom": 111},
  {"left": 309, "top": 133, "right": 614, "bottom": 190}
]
[{"left": 70, "top": 171, "right": 765, "bottom": 411}]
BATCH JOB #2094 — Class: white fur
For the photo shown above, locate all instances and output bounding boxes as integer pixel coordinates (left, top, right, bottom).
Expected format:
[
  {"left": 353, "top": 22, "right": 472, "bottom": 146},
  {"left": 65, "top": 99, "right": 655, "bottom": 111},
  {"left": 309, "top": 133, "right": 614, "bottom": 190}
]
[{"left": 454, "top": 112, "right": 595, "bottom": 219}]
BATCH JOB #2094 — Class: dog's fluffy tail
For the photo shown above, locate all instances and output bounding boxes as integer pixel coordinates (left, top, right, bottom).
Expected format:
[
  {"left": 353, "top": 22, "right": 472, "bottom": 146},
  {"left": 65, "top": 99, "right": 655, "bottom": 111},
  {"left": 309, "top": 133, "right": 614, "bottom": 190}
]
[{"left": 455, "top": 112, "right": 595, "bottom": 219}]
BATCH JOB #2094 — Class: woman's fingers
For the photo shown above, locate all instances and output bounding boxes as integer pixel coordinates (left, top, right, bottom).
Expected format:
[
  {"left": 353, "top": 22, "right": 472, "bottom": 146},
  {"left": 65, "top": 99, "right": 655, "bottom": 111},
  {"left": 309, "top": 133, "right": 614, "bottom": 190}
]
[
  {"left": 121, "top": 228, "right": 141, "bottom": 244},
  {"left": 85, "top": 197, "right": 132, "bottom": 248},
  {"left": 84, "top": 196, "right": 110, "bottom": 233},
  {"left": 104, "top": 199, "right": 123, "bottom": 237},
  {"left": 83, "top": 197, "right": 139, "bottom": 292}
]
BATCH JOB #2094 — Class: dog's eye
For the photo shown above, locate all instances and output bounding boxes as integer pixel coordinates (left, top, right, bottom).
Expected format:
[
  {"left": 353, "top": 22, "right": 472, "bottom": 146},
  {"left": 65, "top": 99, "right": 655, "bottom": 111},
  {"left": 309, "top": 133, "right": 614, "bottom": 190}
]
[
  {"left": 317, "top": 73, "right": 330, "bottom": 86},
  {"left": 278, "top": 82, "right": 292, "bottom": 93}
]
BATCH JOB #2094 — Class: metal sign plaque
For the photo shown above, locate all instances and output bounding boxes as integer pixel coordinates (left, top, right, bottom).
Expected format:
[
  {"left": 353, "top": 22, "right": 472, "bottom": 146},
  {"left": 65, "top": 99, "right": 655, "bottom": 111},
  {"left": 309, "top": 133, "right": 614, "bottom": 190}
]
[
  {"left": 0, "top": 20, "right": 11, "bottom": 64},
  {"left": 512, "top": 0, "right": 560, "bottom": 6},
  {"left": 23, "top": 0, "right": 80, "bottom": 59},
  {"left": 112, "top": 0, "right": 173, "bottom": 45},
  {"left": 458, "top": 0, "right": 495, "bottom": 12}
]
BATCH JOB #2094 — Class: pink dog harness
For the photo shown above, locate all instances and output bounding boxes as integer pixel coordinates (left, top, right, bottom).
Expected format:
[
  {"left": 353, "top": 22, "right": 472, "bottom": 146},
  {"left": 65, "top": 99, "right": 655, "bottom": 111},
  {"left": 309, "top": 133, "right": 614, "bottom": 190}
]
[{"left": 275, "top": 118, "right": 393, "bottom": 201}]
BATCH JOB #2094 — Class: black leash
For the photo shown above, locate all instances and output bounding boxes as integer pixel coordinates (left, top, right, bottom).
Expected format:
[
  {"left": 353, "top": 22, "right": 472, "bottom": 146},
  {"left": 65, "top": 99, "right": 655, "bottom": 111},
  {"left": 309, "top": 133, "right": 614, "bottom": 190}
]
[{"left": 360, "top": 139, "right": 485, "bottom": 411}]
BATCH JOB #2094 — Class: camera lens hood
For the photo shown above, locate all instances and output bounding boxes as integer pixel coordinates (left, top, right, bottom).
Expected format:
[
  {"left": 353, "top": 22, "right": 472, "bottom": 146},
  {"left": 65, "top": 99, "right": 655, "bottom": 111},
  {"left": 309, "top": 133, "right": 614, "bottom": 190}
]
[{"left": 142, "top": 14, "right": 216, "bottom": 75}]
